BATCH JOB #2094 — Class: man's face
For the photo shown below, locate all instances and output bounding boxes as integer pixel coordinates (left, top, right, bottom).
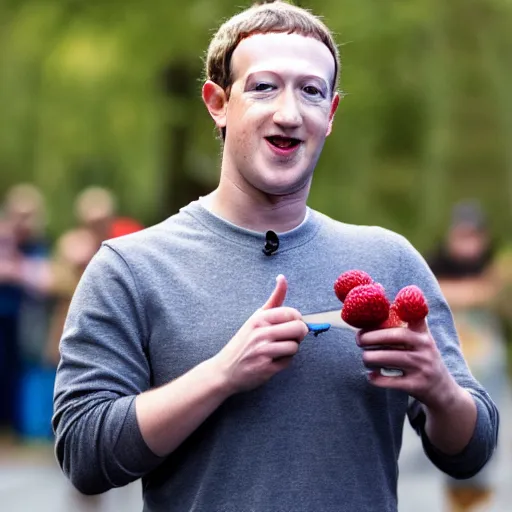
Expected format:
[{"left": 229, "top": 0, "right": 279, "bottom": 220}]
[
  {"left": 220, "top": 32, "right": 338, "bottom": 196},
  {"left": 448, "top": 224, "right": 488, "bottom": 262},
  {"left": 7, "top": 203, "right": 40, "bottom": 242}
]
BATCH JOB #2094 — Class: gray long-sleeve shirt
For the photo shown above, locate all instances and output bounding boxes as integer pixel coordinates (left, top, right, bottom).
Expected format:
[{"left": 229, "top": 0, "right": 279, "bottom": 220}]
[{"left": 53, "top": 200, "right": 499, "bottom": 511}]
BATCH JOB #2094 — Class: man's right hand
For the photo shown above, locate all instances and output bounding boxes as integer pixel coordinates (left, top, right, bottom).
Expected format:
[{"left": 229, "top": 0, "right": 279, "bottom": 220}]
[
  {"left": 136, "top": 274, "right": 307, "bottom": 457},
  {"left": 213, "top": 274, "right": 308, "bottom": 395}
]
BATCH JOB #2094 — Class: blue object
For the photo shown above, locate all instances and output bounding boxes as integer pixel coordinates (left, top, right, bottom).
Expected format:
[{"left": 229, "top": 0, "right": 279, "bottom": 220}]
[
  {"left": 17, "top": 365, "right": 56, "bottom": 440},
  {"left": 305, "top": 323, "right": 331, "bottom": 336}
]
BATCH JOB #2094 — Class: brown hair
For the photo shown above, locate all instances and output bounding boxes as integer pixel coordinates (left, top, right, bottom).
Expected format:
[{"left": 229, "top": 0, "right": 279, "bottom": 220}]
[{"left": 205, "top": 1, "right": 340, "bottom": 96}]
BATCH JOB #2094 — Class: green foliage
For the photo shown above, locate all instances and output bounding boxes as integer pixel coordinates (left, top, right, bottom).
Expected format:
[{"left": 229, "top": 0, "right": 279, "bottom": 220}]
[{"left": 1, "top": 0, "right": 511, "bottom": 251}]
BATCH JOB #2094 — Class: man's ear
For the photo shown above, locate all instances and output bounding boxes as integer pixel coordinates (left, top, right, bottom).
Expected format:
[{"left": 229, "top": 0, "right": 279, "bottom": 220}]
[
  {"left": 202, "top": 81, "right": 228, "bottom": 129},
  {"left": 326, "top": 92, "right": 340, "bottom": 137}
]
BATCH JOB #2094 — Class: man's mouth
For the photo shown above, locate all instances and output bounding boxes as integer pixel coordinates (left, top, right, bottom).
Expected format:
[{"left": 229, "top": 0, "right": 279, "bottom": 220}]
[{"left": 265, "top": 136, "right": 302, "bottom": 149}]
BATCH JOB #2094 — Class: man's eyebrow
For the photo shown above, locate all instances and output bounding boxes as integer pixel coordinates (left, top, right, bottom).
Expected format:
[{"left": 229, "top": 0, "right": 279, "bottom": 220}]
[
  {"left": 244, "top": 70, "right": 330, "bottom": 86},
  {"left": 302, "top": 75, "right": 330, "bottom": 88},
  {"left": 244, "top": 71, "right": 272, "bottom": 83}
]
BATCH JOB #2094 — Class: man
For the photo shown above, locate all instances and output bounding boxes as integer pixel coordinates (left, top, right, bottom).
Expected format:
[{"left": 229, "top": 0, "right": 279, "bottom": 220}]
[
  {"left": 427, "top": 201, "right": 507, "bottom": 511},
  {"left": 1, "top": 184, "right": 51, "bottom": 435},
  {"left": 73, "top": 186, "right": 117, "bottom": 249},
  {"left": 53, "top": 2, "right": 499, "bottom": 511}
]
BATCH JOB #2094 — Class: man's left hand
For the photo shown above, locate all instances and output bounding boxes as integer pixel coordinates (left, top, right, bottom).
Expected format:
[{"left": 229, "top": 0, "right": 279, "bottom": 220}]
[{"left": 356, "top": 319, "right": 458, "bottom": 409}]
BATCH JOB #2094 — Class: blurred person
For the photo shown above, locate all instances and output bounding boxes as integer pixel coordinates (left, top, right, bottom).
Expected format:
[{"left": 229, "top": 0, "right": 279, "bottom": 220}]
[
  {"left": 0, "top": 184, "right": 52, "bottom": 435},
  {"left": 110, "top": 216, "right": 144, "bottom": 238},
  {"left": 45, "top": 228, "right": 98, "bottom": 366},
  {"left": 46, "top": 189, "right": 144, "bottom": 365},
  {"left": 3, "top": 183, "right": 52, "bottom": 293},
  {"left": 0, "top": 216, "right": 22, "bottom": 433},
  {"left": 74, "top": 186, "right": 117, "bottom": 248},
  {"left": 5, "top": 183, "right": 45, "bottom": 244},
  {"left": 74, "top": 185, "right": 144, "bottom": 243},
  {"left": 53, "top": 2, "right": 498, "bottom": 511},
  {"left": 428, "top": 200, "right": 508, "bottom": 512},
  {"left": 493, "top": 242, "right": 512, "bottom": 365}
]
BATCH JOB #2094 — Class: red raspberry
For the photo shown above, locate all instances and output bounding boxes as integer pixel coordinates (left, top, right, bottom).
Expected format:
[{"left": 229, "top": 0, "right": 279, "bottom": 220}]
[
  {"left": 334, "top": 270, "right": 373, "bottom": 302},
  {"left": 394, "top": 285, "right": 429, "bottom": 323},
  {"left": 341, "top": 284, "right": 390, "bottom": 328},
  {"left": 378, "top": 303, "right": 407, "bottom": 329}
]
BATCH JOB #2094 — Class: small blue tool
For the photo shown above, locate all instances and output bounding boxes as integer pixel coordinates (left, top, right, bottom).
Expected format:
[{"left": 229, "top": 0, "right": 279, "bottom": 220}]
[
  {"left": 302, "top": 309, "right": 354, "bottom": 334},
  {"left": 304, "top": 323, "right": 331, "bottom": 337},
  {"left": 301, "top": 309, "right": 403, "bottom": 377}
]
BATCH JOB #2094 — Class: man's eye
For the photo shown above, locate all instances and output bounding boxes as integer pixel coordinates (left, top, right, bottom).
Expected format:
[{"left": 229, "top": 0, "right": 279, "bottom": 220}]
[
  {"left": 253, "top": 83, "right": 275, "bottom": 92},
  {"left": 303, "top": 85, "right": 322, "bottom": 96}
]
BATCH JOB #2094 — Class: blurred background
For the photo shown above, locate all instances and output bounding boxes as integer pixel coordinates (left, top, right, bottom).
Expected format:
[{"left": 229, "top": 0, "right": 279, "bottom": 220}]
[{"left": 1, "top": 0, "right": 511, "bottom": 510}]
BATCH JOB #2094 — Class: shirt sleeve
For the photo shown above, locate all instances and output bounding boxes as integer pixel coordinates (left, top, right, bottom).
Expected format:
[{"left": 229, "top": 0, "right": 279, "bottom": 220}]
[
  {"left": 398, "top": 236, "right": 500, "bottom": 479},
  {"left": 53, "top": 244, "right": 164, "bottom": 495}
]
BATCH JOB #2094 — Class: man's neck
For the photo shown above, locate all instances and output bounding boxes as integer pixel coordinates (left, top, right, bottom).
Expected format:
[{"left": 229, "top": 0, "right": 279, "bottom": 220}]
[{"left": 206, "top": 176, "right": 310, "bottom": 233}]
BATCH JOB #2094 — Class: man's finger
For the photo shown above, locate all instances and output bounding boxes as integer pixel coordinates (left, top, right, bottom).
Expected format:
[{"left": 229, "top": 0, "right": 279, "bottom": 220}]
[
  {"left": 264, "top": 341, "right": 300, "bottom": 359},
  {"left": 362, "top": 350, "right": 412, "bottom": 371},
  {"left": 261, "top": 274, "right": 288, "bottom": 310},
  {"left": 406, "top": 317, "right": 429, "bottom": 334},
  {"left": 366, "top": 372, "right": 412, "bottom": 390},
  {"left": 259, "top": 319, "right": 309, "bottom": 343},
  {"left": 259, "top": 307, "right": 303, "bottom": 325},
  {"left": 356, "top": 328, "right": 420, "bottom": 349}
]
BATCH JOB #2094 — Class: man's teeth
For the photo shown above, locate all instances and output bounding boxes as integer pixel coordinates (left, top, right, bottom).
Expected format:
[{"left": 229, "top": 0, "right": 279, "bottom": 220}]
[{"left": 269, "top": 137, "right": 298, "bottom": 148}]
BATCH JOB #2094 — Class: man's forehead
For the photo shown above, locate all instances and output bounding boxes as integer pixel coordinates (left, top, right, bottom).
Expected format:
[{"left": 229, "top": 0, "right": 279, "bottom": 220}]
[{"left": 231, "top": 32, "right": 335, "bottom": 82}]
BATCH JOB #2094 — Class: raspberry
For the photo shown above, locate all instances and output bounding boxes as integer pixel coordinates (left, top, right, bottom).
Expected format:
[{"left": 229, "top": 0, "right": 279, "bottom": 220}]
[
  {"left": 334, "top": 270, "right": 373, "bottom": 302},
  {"left": 394, "top": 285, "right": 429, "bottom": 323},
  {"left": 378, "top": 303, "right": 407, "bottom": 329},
  {"left": 341, "top": 283, "right": 390, "bottom": 328}
]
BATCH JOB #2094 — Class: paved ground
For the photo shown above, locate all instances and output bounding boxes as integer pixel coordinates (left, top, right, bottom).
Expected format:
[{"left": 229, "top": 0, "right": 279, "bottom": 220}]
[{"left": 1, "top": 389, "right": 510, "bottom": 511}]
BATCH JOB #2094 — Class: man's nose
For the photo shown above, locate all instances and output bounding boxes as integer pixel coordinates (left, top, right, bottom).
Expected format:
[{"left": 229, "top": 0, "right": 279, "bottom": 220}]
[{"left": 273, "top": 91, "right": 302, "bottom": 128}]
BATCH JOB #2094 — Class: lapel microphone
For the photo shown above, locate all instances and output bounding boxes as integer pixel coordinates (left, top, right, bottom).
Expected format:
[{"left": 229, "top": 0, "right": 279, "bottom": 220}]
[{"left": 262, "top": 230, "right": 279, "bottom": 256}]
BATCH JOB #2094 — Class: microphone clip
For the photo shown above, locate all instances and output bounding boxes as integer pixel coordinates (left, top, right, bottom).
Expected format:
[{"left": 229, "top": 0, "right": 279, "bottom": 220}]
[{"left": 262, "top": 230, "right": 279, "bottom": 256}]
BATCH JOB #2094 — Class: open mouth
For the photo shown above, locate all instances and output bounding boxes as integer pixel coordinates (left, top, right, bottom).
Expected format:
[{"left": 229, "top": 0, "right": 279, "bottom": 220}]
[{"left": 265, "top": 136, "right": 302, "bottom": 149}]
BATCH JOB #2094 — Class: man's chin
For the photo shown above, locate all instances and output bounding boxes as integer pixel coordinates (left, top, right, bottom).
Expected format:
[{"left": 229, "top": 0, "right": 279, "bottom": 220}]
[{"left": 257, "top": 175, "right": 312, "bottom": 197}]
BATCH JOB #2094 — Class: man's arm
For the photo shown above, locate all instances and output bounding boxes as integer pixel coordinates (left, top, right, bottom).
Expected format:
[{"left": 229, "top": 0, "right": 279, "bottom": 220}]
[
  {"left": 136, "top": 275, "right": 306, "bottom": 457},
  {"left": 437, "top": 271, "right": 499, "bottom": 310},
  {"left": 54, "top": 249, "right": 306, "bottom": 493},
  {"left": 358, "top": 318, "right": 479, "bottom": 453},
  {"left": 358, "top": 306, "right": 498, "bottom": 479},
  {"left": 54, "top": 246, "right": 163, "bottom": 495},
  {"left": 357, "top": 234, "right": 499, "bottom": 478},
  {"left": 424, "top": 269, "right": 500, "bottom": 454},
  {"left": 422, "top": 379, "right": 477, "bottom": 455}
]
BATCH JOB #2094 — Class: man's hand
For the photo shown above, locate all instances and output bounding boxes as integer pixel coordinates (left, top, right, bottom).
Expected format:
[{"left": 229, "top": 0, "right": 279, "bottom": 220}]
[
  {"left": 356, "top": 319, "right": 455, "bottom": 409},
  {"left": 136, "top": 275, "right": 308, "bottom": 457},
  {"left": 356, "top": 320, "right": 478, "bottom": 454},
  {"left": 213, "top": 274, "right": 309, "bottom": 395}
]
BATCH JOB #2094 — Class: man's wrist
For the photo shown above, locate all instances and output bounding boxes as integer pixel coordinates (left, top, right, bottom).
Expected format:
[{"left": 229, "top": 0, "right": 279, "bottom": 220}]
[
  {"left": 203, "top": 356, "right": 236, "bottom": 401},
  {"left": 423, "top": 373, "right": 461, "bottom": 413},
  {"left": 423, "top": 383, "right": 478, "bottom": 455},
  {"left": 423, "top": 376, "right": 477, "bottom": 426}
]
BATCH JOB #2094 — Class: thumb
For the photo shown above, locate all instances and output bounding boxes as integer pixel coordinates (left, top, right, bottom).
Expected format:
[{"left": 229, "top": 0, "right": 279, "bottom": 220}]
[{"left": 261, "top": 274, "right": 288, "bottom": 310}]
